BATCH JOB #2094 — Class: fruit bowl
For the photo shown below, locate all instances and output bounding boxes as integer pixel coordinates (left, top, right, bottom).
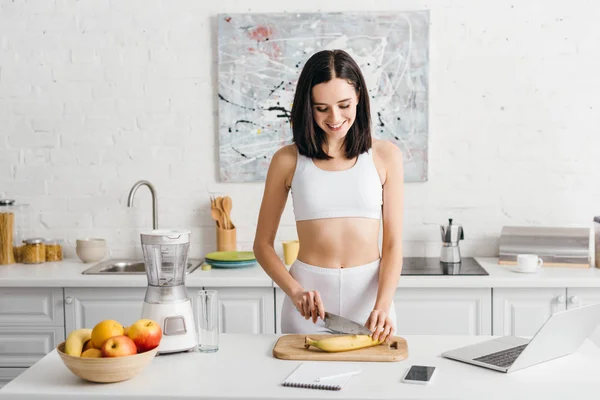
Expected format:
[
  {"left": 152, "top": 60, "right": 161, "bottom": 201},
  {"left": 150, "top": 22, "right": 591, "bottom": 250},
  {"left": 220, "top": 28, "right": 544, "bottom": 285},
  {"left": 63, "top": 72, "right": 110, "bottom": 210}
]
[{"left": 56, "top": 342, "right": 158, "bottom": 383}]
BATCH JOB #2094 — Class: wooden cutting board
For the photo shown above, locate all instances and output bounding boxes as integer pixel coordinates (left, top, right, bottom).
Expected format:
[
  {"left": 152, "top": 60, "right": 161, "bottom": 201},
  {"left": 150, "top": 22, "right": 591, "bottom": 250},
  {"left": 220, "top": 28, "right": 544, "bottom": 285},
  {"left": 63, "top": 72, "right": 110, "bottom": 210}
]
[{"left": 272, "top": 334, "right": 408, "bottom": 362}]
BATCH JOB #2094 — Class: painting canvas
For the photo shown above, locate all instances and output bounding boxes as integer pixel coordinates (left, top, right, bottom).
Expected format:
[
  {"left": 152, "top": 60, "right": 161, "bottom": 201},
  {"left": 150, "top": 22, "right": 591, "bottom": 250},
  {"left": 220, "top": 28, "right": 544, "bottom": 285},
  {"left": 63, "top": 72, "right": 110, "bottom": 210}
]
[{"left": 217, "top": 11, "right": 429, "bottom": 182}]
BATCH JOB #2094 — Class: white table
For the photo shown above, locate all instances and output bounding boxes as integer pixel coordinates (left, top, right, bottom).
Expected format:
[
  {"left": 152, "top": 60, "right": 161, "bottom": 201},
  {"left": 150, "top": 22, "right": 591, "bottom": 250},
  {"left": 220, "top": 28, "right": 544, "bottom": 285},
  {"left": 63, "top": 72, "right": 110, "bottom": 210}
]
[{"left": 1, "top": 334, "right": 600, "bottom": 400}]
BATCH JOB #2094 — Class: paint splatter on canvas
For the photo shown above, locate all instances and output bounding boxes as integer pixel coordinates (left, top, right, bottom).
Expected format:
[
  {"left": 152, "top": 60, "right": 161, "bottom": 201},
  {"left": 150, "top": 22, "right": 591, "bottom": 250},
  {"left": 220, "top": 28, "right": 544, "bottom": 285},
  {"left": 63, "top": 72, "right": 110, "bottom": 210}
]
[{"left": 218, "top": 11, "right": 429, "bottom": 182}]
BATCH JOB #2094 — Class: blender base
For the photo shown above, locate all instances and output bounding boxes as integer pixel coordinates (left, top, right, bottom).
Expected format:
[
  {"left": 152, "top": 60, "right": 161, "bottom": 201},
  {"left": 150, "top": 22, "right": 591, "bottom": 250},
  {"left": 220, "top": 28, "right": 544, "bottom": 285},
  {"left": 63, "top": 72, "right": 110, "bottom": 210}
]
[{"left": 142, "top": 300, "right": 197, "bottom": 354}]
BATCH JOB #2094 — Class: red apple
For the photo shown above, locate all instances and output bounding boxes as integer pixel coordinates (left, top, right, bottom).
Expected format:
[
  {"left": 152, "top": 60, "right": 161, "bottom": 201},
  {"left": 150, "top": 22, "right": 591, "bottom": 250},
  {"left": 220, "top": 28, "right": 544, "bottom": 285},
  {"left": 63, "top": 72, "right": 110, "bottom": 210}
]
[
  {"left": 101, "top": 335, "right": 137, "bottom": 357},
  {"left": 127, "top": 319, "right": 162, "bottom": 353}
]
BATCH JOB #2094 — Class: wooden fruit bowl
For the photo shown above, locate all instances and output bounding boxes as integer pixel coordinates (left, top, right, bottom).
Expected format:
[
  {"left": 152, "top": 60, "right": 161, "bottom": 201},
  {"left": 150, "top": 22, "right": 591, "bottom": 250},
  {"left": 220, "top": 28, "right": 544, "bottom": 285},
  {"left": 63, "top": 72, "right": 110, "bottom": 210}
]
[{"left": 56, "top": 342, "right": 158, "bottom": 383}]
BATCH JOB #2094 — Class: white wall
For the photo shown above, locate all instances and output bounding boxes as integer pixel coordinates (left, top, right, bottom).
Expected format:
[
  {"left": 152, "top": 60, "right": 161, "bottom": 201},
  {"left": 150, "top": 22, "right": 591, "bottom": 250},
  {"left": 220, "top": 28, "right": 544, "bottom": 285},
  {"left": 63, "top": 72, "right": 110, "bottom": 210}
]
[{"left": 1, "top": 0, "right": 599, "bottom": 260}]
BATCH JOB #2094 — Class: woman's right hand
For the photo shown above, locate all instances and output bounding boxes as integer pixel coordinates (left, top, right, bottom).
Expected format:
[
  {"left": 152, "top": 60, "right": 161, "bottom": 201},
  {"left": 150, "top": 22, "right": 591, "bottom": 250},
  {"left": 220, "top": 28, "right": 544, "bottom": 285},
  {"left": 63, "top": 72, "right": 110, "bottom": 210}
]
[{"left": 290, "top": 289, "right": 325, "bottom": 323}]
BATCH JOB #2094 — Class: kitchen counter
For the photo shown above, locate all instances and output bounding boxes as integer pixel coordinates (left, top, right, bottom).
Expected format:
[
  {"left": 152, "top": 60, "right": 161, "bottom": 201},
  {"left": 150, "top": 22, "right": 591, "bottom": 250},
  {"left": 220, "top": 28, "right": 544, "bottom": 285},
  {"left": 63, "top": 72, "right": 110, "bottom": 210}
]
[
  {"left": 2, "top": 257, "right": 600, "bottom": 288},
  {"left": 1, "top": 334, "right": 600, "bottom": 400},
  {"left": 0, "top": 260, "right": 273, "bottom": 288}
]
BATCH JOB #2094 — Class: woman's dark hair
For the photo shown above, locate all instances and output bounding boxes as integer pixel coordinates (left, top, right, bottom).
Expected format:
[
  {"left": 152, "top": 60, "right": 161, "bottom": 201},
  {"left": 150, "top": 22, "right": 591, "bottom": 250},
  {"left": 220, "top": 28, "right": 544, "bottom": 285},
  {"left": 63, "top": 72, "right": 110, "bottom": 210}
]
[{"left": 290, "top": 49, "right": 372, "bottom": 160}]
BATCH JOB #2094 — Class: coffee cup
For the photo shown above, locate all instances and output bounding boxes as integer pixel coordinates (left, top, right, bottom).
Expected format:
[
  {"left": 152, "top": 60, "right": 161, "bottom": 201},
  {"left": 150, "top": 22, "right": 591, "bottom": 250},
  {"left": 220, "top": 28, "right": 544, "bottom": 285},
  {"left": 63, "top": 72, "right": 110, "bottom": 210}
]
[{"left": 516, "top": 254, "right": 543, "bottom": 272}]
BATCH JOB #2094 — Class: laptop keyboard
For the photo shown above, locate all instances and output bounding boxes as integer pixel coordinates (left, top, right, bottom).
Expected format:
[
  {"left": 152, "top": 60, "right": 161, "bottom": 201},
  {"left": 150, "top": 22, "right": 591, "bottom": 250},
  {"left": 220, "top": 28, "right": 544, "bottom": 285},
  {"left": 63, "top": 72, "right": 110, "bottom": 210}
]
[{"left": 473, "top": 344, "right": 528, "bottom": 368}]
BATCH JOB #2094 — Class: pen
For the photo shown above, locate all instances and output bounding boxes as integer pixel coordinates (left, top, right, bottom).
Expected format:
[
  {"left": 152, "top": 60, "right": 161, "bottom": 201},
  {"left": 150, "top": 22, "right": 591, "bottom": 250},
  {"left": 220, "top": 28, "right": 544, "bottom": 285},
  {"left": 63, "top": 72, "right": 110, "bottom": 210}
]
[{"left": 314, "top": 371, "right": 361, "bottom": 382}]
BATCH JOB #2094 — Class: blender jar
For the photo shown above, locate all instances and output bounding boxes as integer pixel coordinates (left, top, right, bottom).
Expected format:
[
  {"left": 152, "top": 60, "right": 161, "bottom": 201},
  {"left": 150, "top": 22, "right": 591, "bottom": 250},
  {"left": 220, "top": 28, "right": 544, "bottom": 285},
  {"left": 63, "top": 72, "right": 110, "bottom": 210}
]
[{"left": 141, "top": 229, "right": 190, "bottom": 287}]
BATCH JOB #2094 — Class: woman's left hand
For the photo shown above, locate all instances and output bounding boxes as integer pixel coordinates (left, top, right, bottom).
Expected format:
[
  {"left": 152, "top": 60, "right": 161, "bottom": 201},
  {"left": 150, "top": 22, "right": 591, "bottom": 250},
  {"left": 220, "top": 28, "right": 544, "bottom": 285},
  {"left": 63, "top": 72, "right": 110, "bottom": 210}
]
[{"left": 366, "top": 309, "right": 394, "bottom": 342}]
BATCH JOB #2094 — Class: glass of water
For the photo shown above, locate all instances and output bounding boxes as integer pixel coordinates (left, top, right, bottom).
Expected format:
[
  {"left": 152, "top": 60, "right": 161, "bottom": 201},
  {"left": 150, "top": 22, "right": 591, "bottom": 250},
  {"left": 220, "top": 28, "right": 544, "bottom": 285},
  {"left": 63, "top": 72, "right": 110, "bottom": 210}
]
[{"left": 197, "top": 290, "right": 219, "bottom": 352}]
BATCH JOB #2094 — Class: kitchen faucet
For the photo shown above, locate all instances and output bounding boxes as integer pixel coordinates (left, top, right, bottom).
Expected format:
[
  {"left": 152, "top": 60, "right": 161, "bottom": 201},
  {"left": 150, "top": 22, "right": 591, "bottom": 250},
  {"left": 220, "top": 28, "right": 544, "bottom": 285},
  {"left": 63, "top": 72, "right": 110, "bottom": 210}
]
[{"left": 127, "top": 180, "right": 158, "bottom": 230}]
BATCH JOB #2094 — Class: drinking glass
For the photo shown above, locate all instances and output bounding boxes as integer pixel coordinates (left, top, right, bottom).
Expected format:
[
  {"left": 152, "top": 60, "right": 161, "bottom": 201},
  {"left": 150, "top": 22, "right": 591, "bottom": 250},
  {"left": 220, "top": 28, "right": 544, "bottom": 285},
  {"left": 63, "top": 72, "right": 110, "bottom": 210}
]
[{"left": 197, "top": 290, "right": 219, "bottom": 352}]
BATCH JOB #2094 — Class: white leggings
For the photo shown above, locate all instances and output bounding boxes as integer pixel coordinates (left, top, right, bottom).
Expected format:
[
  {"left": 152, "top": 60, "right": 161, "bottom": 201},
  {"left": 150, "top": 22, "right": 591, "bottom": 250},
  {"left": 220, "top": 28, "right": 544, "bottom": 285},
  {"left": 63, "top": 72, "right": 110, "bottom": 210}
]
[{"left": 281, "top": 258, "right": 397, "bottom": 334}]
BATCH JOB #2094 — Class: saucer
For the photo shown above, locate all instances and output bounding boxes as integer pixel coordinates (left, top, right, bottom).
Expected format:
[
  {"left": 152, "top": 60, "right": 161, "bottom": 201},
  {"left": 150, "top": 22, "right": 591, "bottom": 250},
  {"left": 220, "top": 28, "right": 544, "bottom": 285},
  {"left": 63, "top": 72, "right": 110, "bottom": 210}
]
[{"left": 511, "top": 267, "right": 540, "bottom": 274}]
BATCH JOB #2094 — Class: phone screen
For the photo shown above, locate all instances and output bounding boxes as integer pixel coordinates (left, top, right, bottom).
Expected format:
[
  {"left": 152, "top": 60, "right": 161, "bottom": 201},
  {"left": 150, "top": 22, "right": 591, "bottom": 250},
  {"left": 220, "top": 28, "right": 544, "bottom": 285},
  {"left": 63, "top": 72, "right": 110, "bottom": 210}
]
[{"left": 404, "top": 365, "right": 436, "bottom": 382}]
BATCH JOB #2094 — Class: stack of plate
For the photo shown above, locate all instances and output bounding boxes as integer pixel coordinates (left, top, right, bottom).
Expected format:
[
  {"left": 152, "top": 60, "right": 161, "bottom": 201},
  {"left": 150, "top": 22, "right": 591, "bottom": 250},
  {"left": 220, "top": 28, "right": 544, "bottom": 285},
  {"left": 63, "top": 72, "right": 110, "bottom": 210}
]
[{"left": 204, "top": 251, "right": 257, "bottom": 268}]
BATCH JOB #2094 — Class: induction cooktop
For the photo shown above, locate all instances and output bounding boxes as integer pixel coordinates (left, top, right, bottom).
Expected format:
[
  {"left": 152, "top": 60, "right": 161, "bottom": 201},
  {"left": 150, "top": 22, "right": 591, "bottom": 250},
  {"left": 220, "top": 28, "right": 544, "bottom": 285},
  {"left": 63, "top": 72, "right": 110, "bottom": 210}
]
[{"left": 401, "top": 257, "right": 488, "bottom": 276}]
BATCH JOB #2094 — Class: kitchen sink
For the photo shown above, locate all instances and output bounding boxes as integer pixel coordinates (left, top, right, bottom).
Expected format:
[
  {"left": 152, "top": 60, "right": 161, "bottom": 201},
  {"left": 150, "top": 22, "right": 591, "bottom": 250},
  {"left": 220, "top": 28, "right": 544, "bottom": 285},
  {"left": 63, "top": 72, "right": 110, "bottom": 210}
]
[{"left": 82, "top": 259, "right": 202, "bottom": 275}]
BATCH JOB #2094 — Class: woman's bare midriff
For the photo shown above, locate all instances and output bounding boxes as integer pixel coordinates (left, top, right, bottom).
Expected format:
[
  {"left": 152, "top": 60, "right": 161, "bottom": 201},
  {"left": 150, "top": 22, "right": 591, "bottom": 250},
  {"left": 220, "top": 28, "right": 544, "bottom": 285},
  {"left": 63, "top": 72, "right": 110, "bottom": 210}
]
[{"left": 296, "top": 218, "right": 381, "bottom": 269}]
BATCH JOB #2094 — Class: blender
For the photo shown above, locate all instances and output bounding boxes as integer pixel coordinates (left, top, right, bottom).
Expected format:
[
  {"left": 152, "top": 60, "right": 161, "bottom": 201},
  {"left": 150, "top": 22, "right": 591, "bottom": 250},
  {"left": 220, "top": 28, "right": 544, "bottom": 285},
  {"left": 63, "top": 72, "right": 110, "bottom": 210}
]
[{"left": 140, "top": 229, "right": 197, "bottom": 354}]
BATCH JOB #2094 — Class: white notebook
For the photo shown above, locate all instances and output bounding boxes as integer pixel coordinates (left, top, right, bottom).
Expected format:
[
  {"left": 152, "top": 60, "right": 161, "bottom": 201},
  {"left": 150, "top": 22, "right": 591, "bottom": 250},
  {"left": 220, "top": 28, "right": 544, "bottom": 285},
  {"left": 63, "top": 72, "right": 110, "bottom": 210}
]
[{"left": 281, "top": 362, "right": 362, "bottom": 391}]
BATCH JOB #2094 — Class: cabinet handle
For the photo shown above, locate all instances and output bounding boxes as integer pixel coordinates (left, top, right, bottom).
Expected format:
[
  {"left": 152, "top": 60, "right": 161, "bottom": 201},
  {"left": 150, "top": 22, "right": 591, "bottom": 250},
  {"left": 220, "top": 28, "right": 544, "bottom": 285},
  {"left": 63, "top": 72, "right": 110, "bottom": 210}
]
[
  {"left": 65, "top": 296, "right": 73, "bottom": 305},
  {"left": 556, "top": 295, "right": 566, "bottom": 304},
  {"left": 569, "top": 296, "right": 579, "bottom": 305}
]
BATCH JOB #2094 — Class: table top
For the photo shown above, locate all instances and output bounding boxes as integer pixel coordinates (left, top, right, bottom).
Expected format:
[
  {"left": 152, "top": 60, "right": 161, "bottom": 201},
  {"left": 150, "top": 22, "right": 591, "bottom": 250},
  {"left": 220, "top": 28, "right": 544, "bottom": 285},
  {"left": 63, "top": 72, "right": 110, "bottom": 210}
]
[{"left": 2, "top": 334, "right": 600, "bottom": 400}]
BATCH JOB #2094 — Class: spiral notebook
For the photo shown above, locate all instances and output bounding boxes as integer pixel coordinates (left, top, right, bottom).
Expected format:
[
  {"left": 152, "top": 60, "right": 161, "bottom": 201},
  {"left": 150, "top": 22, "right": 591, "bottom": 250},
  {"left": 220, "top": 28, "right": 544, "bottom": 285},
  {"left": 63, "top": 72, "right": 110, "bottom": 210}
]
[{"left": 281, "top": 362, "right": 362, "bottom": 391}]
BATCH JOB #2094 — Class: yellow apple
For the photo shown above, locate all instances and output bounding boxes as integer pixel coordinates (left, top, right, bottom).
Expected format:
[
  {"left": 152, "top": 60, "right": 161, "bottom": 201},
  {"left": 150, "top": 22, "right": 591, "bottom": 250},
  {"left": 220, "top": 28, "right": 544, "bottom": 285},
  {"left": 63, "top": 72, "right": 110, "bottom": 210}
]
[
  {"left": 81, "top": 348, "right": 103, "bottom": 358},
  {"left": 127, "top": 319, "right": 162, "bottom": 353},
  {"left": 91, "top": 319, "right": 124, "bottom": 349},
  {"left": 101, "top": 335, "right": 137, "bottom": 357}
]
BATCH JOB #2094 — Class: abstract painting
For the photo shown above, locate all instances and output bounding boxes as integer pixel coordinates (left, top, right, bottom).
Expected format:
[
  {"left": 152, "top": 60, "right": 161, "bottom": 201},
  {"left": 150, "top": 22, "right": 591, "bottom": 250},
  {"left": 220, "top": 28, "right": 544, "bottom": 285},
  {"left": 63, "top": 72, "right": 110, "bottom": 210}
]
[{"left": 218, "top": 11, "right": 429, "bottom": 182}]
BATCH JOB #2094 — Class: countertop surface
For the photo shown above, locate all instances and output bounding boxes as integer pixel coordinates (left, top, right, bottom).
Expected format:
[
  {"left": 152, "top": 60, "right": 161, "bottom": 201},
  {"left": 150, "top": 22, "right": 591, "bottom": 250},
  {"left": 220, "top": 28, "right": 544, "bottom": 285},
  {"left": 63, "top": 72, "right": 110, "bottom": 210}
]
[
  {"left": 2, "top": 257, "right": 600, "bottom": 288},
  {"left": 1, "top": 334, "right": 600, "bottom": 400}
]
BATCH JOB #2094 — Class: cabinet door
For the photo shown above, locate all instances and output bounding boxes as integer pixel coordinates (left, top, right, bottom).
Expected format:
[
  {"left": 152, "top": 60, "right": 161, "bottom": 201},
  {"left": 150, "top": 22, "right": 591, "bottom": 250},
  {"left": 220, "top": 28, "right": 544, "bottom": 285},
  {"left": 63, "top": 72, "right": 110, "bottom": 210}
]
[
  {"left": 0, "top": 327, "right": 65, "bottom": 367},
  {"left": 275, "top": 288, "right": 284, "bottom": 334},
  {"left": 0, "top": 368, "right": 27, "bottom": 389},
  {"left": 204, "top": 287, "right": 274, "bottom": 334},
  {"left": 493, "top": 288, "right": 566, "bottom": 336},
  {"left": 0, "top": 288, "right": 64, "bottom": 326},
  {"left": 394, "top": 288, "right": 491, "bottom": 335},
  {"left": 566, "top": 288, "right": 600, "bottom": 346},
  {"left": 64, "top": 288, "right": 146, "bottom": 333}
]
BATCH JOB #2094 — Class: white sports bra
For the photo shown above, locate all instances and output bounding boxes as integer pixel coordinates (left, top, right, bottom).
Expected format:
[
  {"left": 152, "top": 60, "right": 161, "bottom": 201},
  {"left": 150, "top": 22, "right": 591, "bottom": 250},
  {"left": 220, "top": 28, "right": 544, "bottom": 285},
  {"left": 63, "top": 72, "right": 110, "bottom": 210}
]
[{"left": 290, "top": 148, "right": 383, "bottom": 221}]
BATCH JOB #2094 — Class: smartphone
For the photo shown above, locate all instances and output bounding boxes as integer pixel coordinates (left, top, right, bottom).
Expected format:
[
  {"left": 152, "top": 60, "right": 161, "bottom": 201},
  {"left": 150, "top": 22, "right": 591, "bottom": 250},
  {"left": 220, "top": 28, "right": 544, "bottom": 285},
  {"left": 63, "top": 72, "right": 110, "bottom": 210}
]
[{"left": 401, "top": 365, "right": 436, "bottom": 385}]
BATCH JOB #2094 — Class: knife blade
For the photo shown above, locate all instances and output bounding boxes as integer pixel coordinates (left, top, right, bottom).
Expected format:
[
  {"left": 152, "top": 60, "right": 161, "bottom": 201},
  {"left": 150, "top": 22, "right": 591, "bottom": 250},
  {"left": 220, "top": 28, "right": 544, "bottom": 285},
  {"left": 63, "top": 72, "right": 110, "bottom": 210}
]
[{"left": 323, "top": 312, "right": 372, "bottom": 335}]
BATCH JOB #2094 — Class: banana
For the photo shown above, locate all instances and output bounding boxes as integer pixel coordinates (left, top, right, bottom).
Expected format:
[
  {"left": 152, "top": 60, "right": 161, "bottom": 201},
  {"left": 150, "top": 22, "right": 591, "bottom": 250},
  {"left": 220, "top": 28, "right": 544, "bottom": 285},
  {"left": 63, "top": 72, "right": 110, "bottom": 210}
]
[
  {"left": 304, "top": 334, "right": 383, "bottom": 353},
  {"left": 64, "top": 329, "right": 92, "bottom": 357}
]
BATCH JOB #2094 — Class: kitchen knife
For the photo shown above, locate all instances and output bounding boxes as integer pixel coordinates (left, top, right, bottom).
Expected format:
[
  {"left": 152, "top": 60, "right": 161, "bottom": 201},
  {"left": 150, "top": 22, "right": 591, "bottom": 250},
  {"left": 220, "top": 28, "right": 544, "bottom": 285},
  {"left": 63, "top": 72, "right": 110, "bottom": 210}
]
[{"left": 323, "top": 312, "right": 372, "bottom": 335}]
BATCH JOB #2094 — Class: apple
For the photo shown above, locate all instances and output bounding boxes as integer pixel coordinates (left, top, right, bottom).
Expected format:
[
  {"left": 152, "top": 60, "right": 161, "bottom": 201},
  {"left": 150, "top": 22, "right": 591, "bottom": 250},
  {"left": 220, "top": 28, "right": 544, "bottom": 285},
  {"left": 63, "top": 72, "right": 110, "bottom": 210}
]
[
  {"left": 127, "top": 319, "right": 162, "bottom": 353},
  {"left": 101, "top": 335, "right": 137, "bottom": 357}
]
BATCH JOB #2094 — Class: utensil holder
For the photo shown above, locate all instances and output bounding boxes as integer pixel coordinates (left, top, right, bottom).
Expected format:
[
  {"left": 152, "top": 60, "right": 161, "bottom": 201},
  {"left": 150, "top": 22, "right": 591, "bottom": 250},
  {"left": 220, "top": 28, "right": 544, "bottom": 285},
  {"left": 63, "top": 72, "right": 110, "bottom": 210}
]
[{"left": 216, "top": 227, "right": 236, "bottom": 252}]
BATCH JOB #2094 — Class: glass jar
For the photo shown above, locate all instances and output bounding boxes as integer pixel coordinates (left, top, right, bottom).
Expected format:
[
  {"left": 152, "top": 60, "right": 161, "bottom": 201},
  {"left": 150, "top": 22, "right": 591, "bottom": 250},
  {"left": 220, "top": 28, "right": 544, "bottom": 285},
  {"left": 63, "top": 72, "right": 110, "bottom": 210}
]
[
  {"left": 594, "top": 217, "right": 600, "bottom": 268},
  {"left": 45, "top": 239, "right": 63, "bottom": 262},
  {"left": 22, "top": 238, "right": 46, "bottom": 264},
  {"left": 0, "top": 199, "right": 31, "bottom": 265}
]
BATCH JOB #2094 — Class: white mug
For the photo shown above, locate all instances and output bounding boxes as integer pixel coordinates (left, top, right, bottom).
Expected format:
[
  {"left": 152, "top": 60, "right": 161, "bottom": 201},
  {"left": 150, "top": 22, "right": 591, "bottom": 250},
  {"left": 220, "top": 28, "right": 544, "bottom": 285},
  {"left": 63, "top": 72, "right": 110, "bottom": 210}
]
[{"left": 516, "top": 254, "right": 543, "bottom": 272}]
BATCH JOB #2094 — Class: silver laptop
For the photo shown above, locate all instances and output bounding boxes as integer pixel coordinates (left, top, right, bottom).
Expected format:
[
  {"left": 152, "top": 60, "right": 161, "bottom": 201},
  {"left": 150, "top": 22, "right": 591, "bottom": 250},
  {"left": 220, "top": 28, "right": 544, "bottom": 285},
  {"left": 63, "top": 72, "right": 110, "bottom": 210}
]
[{"left": 442, "top": 302, "right": 600, "bottom": 373}]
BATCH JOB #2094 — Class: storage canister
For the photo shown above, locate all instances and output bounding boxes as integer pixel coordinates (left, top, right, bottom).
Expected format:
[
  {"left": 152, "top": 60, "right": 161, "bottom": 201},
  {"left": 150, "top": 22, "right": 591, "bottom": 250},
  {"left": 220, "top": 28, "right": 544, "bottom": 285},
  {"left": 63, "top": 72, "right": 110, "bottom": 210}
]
[{"left": 22, "top": 238, "right": 46, "bottom": 264}]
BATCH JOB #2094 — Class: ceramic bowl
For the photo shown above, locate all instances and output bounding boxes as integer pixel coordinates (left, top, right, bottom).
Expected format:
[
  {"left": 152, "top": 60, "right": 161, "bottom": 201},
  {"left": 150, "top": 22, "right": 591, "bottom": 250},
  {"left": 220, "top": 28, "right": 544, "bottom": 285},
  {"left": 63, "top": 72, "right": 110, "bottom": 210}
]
[
  {"left": 76, "top": 238, "right": 107, "bottom": 248},
  {"left": 56, "top": 342, "right": 157, "bottom": 383},
  {"left": 76, "top": 246, "right": 106, "bottom": 263}
]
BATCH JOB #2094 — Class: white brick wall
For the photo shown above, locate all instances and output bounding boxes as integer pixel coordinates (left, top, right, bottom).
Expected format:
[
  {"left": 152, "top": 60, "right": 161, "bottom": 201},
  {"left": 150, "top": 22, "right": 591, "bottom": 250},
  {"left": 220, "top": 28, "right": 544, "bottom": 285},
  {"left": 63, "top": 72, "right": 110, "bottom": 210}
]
[{"left": 1, "top": 0, "right": 599, "bottom": 260}]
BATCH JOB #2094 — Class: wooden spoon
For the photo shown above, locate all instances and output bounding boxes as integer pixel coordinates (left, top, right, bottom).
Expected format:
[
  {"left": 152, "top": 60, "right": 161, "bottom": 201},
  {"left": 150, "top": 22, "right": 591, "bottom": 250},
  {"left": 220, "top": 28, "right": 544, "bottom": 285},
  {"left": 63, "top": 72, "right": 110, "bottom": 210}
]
[
  {"left": 210, "top": 207, "right": 223, "bottom": 229},
  {"left": 215, "top": 197, "right": 230, "bottom": 229},
  {"left": 222, "top": 196, "right": 233, "bottom": 227}
]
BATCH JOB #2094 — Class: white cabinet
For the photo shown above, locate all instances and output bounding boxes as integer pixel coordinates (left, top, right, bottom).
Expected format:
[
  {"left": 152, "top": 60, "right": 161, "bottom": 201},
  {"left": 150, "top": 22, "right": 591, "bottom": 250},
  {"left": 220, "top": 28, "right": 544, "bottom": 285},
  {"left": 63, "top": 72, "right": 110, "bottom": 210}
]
[
  {"left": 493, "top": 288, "right": 566, "bottom": 336},
  {"left": 204, "top": 287, "right": 275, "bottom": 334},
  {"left": 394, "top": 288, "right": 492, "bottom": 335},
  {"left": 275, "top": 288, "right": 284, "bottom": 334},
  {"left": 0, "top": 288, "right": 65, "bottom": 388},
  {"left": 277, "top": 287, "right": 492, "bottom": 336},
  {"left": 0, "top": 327, "right": 65, "bottom": 367},
  {"left": 492, "top": 287, "right": 600, "bottom": 342},
  {"left": 64, "top": 288, "right": 146, "bottom": 333},
  {"left": 0, "top": 288, "right": 64, "bottom": 326}
]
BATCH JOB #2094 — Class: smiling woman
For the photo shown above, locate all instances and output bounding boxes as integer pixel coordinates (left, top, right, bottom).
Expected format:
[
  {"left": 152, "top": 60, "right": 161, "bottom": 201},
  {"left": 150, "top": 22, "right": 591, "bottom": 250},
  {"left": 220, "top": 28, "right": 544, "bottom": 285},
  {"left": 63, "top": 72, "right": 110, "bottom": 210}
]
[{"left": 254, "top": 49, "right": 405, "bottom": 343}]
